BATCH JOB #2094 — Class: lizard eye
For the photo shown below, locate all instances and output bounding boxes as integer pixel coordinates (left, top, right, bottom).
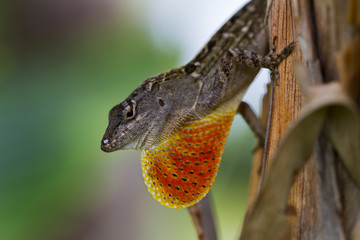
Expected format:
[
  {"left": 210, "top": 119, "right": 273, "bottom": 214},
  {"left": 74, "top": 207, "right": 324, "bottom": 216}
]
[
  {"left": 126, "top": 109, "right": 134, "bottom": 118},
  {"left": 124, "top": 102, "right": 136, "bottom": 120}
]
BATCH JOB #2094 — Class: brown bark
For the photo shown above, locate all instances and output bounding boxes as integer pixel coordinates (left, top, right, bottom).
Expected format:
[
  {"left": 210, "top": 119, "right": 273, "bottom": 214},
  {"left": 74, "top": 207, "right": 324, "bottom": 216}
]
[
  {"left": 243, "top": 0, "right": 360, "bottom": 239},
  {"left": 268, "top": 2, "right": 308, "bottom": 238}
]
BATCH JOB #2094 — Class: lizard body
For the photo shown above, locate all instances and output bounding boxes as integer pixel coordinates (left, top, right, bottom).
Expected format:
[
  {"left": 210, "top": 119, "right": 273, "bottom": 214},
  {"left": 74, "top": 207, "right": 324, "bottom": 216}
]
[{"left": 101, "top": 0, "right": 294, "bottom": 208}]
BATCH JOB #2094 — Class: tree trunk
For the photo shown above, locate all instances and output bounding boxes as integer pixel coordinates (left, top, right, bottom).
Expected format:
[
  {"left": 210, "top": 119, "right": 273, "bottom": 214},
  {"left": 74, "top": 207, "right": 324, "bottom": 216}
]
[{"left": 243, "top": 0, "right": 360, "bottom": 239}]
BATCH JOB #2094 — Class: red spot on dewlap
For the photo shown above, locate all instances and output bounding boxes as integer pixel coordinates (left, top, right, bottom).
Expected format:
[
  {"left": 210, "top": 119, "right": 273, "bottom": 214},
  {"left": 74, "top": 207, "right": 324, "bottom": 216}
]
[{"left": 141, "top": 110, "right": 235, "bottom": 208}]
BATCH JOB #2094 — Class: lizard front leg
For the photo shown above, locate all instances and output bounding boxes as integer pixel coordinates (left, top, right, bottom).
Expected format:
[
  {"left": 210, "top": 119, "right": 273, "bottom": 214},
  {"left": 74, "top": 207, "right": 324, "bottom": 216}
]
[
  {"left": 219, "top": 41, "right": 295, "bottom": 85},
  {"left": 219, "top": 41, "right": 295, "bottom": 141}
]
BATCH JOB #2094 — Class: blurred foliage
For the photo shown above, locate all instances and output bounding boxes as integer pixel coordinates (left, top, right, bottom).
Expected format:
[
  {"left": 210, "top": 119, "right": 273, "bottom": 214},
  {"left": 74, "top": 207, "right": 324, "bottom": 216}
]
[{"left": 0, "top": 1, "right": 254, "bottom": 239}]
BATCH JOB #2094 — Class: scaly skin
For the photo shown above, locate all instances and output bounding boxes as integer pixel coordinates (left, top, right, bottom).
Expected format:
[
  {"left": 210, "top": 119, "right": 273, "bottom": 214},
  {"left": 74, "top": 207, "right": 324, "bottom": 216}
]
[{"left": 101, "top": 0, "right": 294, "bottom": 208}]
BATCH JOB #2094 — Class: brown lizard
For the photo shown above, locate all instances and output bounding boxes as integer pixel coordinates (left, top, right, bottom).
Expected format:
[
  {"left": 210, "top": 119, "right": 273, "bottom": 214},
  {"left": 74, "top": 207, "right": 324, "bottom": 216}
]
[{"left": 101, "top": 0, "right": 294, "bottom": 209}]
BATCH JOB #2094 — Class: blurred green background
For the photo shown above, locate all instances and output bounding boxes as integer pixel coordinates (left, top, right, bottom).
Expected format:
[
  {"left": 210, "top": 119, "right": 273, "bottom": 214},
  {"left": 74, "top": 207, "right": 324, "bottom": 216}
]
[{"left": 0, "top": 0, "right": 261, "bottom": 239}]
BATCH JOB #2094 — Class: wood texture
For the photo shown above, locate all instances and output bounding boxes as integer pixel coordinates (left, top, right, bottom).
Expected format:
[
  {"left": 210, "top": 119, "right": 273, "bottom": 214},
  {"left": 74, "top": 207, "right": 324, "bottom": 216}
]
[
  {"left": 243, "top": 0, "right": 360, "bottom": 239},
  {"left": 268, "top": 2, "right": 307, "bottom": 238}
]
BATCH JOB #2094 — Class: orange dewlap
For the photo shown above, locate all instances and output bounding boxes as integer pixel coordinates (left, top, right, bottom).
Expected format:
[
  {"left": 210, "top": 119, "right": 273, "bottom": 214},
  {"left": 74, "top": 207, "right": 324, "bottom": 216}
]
[{"left": 141, "top": 110, "right": 235, "bottom": 208}]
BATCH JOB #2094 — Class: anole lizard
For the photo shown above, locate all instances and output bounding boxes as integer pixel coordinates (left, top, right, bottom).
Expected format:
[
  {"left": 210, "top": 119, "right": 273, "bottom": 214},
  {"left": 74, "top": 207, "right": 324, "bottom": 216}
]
[{"left": 101, "top": 0, "right": 294, "bottom": 209}]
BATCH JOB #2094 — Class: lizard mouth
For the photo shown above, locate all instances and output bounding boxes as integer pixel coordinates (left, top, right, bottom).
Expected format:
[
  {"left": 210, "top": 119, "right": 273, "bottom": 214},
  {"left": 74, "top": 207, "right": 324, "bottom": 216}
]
[{"left": 101, "top": 129, "right": 147, "bottom": 152}]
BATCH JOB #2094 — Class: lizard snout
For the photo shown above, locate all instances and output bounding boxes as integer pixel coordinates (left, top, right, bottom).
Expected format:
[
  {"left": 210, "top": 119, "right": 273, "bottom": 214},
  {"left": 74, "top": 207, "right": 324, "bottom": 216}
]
[{"left": 101, "top": 138, "right": 113, "bottom": 152}]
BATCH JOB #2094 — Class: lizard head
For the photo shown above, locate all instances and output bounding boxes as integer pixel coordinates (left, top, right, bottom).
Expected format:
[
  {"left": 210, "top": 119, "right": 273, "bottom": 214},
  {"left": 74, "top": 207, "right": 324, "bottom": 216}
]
[
  {"left": 101, "top": 93, "right": 161, "bottom": 152},
  {"left": 101, "top": 71, "right": 185, "bottom": 152}
]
